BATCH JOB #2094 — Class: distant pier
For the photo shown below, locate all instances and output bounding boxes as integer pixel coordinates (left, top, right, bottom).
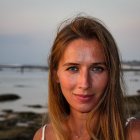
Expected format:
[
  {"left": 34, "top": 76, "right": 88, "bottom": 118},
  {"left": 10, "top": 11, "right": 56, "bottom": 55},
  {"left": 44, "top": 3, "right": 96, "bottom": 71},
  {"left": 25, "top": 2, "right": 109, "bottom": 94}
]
[{"left": 0, "top": 64, "right": 49, "bottom": 72}]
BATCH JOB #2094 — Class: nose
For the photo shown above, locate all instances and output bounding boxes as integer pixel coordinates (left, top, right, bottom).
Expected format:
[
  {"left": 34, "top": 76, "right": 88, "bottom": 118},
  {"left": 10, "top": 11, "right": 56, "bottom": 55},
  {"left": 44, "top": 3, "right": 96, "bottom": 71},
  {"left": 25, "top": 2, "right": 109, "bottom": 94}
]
[{"left": 78, "top": 69, "right": 90, "bottom": 90}]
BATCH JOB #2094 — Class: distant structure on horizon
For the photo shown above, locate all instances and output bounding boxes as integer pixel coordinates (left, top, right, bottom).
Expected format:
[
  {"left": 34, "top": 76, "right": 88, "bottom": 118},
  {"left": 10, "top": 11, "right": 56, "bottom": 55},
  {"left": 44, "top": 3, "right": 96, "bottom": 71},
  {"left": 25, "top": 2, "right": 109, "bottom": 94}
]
[
  {"left": 122, "top": 60, "right": 140, "bottom": 66},
  {"left": 0, "top": 64, "right": 48, "bottom": 73},
  {"left": 0, "top": 61, "right": 140, "bottom": 72}
]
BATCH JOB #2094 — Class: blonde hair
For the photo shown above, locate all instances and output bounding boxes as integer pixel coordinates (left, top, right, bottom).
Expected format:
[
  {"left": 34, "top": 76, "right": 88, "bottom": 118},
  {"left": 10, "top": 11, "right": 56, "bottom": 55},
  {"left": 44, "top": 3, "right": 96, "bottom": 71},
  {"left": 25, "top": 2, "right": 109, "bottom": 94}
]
[{"left": 48, "top": 15, "right": 126, "bottom": 140}]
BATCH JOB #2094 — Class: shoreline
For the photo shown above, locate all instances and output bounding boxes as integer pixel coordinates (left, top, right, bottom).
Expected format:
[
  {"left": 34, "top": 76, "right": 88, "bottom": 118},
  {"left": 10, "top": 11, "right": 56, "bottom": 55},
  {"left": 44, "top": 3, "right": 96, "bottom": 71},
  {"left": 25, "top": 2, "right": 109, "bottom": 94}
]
[
  {"left": 0, "top": 110, "right": 47, "bottom": 140},
  {"left": 0, "top": 95, "right": 140, "bottom": 140}
]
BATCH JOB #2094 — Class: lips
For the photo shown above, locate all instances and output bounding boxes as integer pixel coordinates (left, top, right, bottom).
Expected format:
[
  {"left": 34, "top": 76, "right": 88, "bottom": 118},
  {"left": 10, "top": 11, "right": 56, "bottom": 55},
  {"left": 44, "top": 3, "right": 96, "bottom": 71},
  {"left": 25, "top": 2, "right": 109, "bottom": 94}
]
[{"left": 73, "top": 93, "right": 94, "bottom": 103}]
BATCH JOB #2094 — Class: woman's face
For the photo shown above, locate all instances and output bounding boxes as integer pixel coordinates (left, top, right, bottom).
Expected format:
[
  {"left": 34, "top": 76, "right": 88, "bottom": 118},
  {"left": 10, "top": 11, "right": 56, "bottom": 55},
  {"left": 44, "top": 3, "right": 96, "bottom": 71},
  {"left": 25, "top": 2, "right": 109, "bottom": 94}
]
[{"left": 56, "top": 38, "right": 108, "bottom": 113}]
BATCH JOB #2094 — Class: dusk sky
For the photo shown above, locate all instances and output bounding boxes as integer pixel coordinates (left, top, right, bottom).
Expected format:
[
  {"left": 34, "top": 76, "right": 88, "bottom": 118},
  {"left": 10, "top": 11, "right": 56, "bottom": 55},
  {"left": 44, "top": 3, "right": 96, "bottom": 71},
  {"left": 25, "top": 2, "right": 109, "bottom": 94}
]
[{"left": 0, "top": 0, "right": 140, "bottom": 65}]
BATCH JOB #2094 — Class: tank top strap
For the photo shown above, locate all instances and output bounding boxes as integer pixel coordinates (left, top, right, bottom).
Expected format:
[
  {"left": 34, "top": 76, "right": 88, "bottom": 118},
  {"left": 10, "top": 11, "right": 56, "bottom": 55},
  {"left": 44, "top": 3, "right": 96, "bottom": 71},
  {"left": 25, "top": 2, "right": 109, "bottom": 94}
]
[
  {"left": 125, "top": 117, "right": 136, "bottom": 126},
  {"left": 41, "top": 124, "right": 47, "bottom": 140}
]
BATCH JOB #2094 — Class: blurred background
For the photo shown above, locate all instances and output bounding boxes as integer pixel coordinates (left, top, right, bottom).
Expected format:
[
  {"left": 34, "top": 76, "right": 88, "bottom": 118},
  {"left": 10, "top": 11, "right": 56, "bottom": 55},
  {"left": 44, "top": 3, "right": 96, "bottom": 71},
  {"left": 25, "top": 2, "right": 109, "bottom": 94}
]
[{"left": 0, "top": 0, "right": 140, "bottom": 139}]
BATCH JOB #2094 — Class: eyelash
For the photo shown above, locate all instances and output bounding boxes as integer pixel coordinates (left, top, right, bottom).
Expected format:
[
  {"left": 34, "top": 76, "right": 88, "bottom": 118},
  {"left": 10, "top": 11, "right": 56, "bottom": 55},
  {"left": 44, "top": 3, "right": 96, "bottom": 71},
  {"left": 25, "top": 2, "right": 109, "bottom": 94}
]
[
  {"left": 66, "top": 66, "right": 78, "bottom": 72},
  {"left": 90, "top": 66, "right": 105, "bottom": 73},
  {"left": 66, "top": 66, "right": 105, "bottom": 73}
]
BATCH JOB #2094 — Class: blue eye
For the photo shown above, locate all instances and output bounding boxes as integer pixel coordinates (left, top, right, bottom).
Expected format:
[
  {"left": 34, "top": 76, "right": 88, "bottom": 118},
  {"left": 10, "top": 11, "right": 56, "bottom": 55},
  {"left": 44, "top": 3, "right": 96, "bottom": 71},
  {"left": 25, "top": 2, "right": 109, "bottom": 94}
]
[
  {"left": 91, "top": 66, "right": 104, "bottom": 73},
  {"left": 66, "top": 66, "right": 78, "bottom": 72}
]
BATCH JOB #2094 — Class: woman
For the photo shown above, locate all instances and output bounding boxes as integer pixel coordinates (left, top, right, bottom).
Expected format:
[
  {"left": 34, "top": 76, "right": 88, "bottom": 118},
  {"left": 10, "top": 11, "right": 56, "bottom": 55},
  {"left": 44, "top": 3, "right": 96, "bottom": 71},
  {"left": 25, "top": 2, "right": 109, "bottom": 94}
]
[{"left": 34, "top": 16, "right": 140, "bottom": 140}]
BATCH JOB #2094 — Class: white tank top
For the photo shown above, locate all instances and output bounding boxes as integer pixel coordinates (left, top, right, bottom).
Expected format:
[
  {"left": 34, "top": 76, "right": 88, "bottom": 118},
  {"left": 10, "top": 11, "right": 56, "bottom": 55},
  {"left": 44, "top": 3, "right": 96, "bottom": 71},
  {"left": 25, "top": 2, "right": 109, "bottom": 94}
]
[{"left": 41, "top": 117, "right": 136, "bottom": 140}]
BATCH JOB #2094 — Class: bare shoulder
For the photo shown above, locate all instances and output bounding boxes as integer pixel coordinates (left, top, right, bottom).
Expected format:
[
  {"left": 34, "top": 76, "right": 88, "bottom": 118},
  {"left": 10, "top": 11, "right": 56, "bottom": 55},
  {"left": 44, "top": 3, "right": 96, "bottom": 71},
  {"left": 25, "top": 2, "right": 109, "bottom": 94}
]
[
  {"left": 33, "top": 123, "right": 56, "bottom": 140},
  {"left": 33, "top": 127, "right": 42, "bottom": 140},
  {"left": 45, "top": 124, "right": 56, "bottom": 139},
  {"left": 126, "top": 119, "right": 140, "bottom": 140}
]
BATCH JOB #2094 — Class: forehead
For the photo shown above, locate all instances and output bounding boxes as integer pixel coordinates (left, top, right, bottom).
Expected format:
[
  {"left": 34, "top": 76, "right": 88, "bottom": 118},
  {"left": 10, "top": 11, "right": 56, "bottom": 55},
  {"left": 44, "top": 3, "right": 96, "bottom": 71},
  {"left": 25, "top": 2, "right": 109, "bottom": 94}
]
[{"left": 60, "top": 39, "right": 105, "bottom": 64}]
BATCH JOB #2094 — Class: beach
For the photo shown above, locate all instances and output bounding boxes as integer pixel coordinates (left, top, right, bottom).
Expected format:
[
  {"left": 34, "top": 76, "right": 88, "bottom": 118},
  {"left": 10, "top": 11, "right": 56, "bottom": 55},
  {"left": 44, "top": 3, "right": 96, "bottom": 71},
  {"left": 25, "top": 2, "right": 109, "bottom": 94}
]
[{"left": 0, "top": 95, "right": 140, "bottom": 140}]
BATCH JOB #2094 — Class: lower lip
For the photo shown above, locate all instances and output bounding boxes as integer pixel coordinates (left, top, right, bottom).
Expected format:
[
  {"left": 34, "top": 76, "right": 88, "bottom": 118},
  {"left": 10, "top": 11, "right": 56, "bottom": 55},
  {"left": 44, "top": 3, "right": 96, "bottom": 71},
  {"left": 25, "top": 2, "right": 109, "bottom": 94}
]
[{"left": 74, "top": 94, "right": 94, "bottom": 103}]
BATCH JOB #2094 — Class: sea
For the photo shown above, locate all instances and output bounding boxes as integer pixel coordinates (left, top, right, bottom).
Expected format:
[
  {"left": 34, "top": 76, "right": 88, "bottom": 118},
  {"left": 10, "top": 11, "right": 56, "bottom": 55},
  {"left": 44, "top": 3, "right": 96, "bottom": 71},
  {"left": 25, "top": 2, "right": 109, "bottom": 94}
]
[{"left": 0, "top": 68, "right": 140, "bottom": 113}]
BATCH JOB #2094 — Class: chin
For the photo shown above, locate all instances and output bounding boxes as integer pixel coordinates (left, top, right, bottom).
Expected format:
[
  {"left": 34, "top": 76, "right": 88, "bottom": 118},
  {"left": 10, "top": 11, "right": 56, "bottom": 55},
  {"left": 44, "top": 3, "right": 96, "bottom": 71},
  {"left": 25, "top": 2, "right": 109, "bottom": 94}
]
[{"left": 75, "top": 105, "right": 96, "bottom": 113}]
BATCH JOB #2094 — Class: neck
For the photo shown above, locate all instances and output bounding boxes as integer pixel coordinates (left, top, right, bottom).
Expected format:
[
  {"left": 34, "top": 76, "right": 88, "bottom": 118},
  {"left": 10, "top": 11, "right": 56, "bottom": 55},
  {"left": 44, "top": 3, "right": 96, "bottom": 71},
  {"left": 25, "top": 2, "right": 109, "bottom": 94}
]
[{"left": 66, "top": 110, "right": 98, "bottom": 139}]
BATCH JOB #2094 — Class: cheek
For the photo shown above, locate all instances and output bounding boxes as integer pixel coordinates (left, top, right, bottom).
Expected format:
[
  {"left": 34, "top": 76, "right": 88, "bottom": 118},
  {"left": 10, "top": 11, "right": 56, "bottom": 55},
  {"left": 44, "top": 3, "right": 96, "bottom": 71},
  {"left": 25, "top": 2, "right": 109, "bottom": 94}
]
[
  {"left": 93, "top": 74, "right": 108, "bottom": 90},
  {"left": 58, "top": 75, "right": 76, "bottom": 90}
]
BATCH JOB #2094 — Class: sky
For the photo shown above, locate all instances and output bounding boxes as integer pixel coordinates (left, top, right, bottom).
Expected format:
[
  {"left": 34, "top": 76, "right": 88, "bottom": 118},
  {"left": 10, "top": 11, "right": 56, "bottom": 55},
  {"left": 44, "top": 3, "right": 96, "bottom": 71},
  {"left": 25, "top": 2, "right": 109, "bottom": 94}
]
[{"left": 0, "top": 0, "right": 140, "bottom": 65}]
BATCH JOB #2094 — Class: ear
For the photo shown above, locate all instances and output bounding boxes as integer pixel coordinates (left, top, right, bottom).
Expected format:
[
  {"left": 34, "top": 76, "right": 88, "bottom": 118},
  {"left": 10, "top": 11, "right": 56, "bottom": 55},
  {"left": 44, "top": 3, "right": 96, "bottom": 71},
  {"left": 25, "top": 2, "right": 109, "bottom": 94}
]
[{"left": 53, "top": 70, "right": 59, "bottom": 83}]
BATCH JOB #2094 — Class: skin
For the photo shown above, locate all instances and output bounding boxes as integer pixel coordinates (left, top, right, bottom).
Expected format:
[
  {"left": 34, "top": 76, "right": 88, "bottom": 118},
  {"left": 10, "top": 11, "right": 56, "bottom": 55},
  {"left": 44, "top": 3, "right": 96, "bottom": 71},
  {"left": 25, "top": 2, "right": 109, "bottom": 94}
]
[
  {"left": 56, "top": 39, "right": 108, "bottom": 114},
  {"left": 126, "top": 119, "right": 140, "bottom": 140}
]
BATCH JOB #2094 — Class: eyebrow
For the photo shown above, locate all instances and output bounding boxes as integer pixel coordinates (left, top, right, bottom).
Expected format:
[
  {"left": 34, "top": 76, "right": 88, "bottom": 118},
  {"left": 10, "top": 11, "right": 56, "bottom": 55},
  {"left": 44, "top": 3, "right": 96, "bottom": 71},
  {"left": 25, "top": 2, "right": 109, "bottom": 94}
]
[
  {"left": 63, "top": 63, "right": 79, "bottom": 67},
  {"left": 63, "top": 62, "right": 107, "bottom": 67}
]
